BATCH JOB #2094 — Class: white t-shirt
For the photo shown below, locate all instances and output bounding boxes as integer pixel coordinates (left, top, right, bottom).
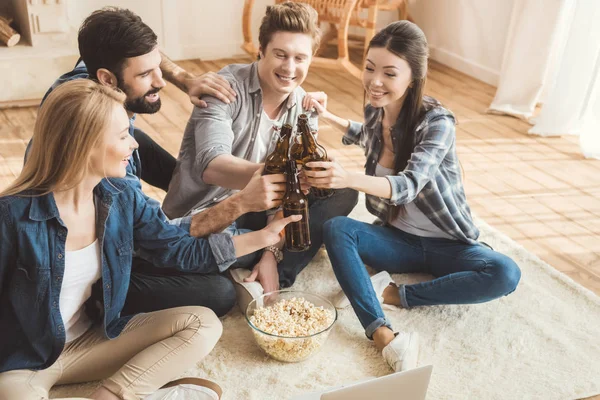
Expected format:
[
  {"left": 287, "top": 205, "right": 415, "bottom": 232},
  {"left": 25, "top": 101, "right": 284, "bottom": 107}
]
[
  {"left": 60, "top": 239, "right": 102, "bottom": 342},
  {"left": 249, "top": 110, "right": 281, "bottom": 163},
  {"left": 375, "top": 163, "right": 454, "bottom": 239}
]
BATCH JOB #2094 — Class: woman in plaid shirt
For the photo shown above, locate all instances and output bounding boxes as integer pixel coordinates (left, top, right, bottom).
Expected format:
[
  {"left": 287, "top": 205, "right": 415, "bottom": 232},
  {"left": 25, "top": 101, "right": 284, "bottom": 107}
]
[{"left": 303, "top": 21, "right": 521, "bottom": 373}]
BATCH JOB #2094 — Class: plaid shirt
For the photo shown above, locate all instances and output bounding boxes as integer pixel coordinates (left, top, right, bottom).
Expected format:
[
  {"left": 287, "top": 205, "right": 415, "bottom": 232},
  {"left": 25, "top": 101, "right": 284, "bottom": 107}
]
[{"left": 344, "top": 103, "right": 479, "bottom": 244}]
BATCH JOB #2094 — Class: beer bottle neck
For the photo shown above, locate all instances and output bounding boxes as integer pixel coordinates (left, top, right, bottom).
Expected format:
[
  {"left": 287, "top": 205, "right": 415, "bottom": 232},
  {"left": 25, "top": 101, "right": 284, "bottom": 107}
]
[
  {"left": 299, "top": 121, "right": 317, "bottom": 152},
  {"left": 287, "top": 169, "right": 301, "bottom": 192},
  {"left": 276, "top": 129, "right": 291, "bottom": 154}
]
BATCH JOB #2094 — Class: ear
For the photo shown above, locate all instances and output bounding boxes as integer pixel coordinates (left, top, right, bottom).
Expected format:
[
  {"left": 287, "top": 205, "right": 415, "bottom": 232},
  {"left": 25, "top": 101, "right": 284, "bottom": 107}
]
[
  {"left": 96, "top": 68, "right": 118, "bottom": 88},
  {"left": 258, "top": 46, "right": 265, "bottom": 60}
]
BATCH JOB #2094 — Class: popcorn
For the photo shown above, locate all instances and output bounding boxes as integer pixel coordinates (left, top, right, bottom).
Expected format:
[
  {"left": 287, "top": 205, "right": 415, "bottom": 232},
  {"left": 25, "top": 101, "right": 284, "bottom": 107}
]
[{"left": 248, "top": 297, "right": 335, "bottom": 362}]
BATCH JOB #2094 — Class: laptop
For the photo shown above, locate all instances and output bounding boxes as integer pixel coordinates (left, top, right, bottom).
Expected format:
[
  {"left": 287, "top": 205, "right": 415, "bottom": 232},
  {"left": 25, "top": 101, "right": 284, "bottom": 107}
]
[{"left": 292, "top": 365, "right": 433, "bottom": 400}]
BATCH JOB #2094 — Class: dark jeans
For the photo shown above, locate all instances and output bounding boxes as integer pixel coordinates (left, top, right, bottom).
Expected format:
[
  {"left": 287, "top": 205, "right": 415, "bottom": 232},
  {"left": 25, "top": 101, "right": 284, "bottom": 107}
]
[
  {"left": 122, "top": 130, "right": 237, "bottom": 316},
  {"left": 231, "top": 188, "right": 359, "bottom": 288},
  {"left": 134, "top": 128, "right": 177, "bottom": 192},
  {"left": 323, "top": 216, "right": 521, "bottom": 338},
  {"left": 121, "top": 257, "right": 237, "bottom": 317}
]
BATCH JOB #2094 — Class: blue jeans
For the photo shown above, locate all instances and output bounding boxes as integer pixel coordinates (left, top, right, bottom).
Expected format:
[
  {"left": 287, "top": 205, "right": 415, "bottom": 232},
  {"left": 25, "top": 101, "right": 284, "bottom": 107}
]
[
  {"left": 323, "top": 216, "right": 521, "bottom": 339},
  {"left": 227, "top": 188, "right": 359, "bottom": 288}
]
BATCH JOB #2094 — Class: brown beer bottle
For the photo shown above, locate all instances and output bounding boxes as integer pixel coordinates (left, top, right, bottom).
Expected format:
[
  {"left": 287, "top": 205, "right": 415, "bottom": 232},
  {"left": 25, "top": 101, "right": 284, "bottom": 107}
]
[
  {"left": 283, "top": 160, "right": 311, "bottom": 252},
  {"left": 297, "top": 114, "right": 334, "bottom": 199},
  {"left": 263, "top": 123, "right": 292, "bottom": 175},
  {"left": 290, "top": 133, "right": 304, "bottom": 166}
]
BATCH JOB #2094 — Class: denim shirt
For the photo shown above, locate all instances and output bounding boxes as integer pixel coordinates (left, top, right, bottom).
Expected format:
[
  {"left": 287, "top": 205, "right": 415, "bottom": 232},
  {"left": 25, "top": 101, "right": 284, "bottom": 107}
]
[
  {"left": 26, "top": 60, "right": 142, "bottom": 189},
  {"left": 0, "top": 179, "right": 236, "bottom": 373},
  {"left": 345, "top": 101, "right": 479, "bottom": 244},
  {"left": 162, "top": 62, "right": 317, "bottom": 218}
]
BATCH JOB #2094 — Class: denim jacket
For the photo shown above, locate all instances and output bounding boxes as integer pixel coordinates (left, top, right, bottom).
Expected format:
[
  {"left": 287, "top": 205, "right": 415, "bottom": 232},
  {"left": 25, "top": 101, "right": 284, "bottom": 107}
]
[{"left": 0, "top": 179, "right": 236, "bottom": 373}]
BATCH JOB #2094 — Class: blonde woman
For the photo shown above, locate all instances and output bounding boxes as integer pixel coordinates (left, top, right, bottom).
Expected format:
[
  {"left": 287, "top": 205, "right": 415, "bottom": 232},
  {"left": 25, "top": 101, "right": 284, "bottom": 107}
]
[{"left": 0, "top": 80, "right": 299, "bottom": 400}]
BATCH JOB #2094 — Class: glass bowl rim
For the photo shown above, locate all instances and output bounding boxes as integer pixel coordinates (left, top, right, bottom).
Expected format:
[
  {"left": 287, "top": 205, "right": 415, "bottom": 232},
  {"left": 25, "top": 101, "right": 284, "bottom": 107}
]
[{"left": 244, "top": 289, "right": 338, "bottom": 339}]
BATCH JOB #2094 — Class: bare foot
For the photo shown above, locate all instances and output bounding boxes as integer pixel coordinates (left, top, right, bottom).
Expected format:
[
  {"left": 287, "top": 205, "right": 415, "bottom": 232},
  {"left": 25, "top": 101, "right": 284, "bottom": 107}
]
[
  {"left": 373, "top": 326, "right": 396, "bottom": 351},
  {"left": 382, "top": 283, "right": 402, "bottom": 307}
]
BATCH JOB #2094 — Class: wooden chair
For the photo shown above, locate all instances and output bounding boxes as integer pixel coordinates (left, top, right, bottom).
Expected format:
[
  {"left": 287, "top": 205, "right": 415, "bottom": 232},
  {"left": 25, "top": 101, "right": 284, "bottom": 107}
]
[{"left": 242, "top": 0, "right": 411, "bottom": 79}]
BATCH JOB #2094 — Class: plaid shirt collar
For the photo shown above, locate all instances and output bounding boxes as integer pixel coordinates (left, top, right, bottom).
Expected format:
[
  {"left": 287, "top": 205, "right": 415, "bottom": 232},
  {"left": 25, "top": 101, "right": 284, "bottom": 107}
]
[{"left": 345, "top": 102, "right": 480, "bottom": 244}]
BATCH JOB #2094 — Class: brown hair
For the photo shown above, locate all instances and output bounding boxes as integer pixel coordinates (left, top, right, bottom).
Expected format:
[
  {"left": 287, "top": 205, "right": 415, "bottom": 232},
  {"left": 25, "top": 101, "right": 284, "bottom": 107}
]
[
  {"left": 368, "top": 20, "right": 438, "bottom": 175},
  {"left": 1, "top": 80, "right": 126, "bottom": 197},
  {"left": 78, "top": 7, "right": 158, "bottom": 81},
  {"left": 258, "top": 2, "right": 321, "bottom": 58},
  {"left": 368, "top": 21, "right": 441, "bottom": 220}
]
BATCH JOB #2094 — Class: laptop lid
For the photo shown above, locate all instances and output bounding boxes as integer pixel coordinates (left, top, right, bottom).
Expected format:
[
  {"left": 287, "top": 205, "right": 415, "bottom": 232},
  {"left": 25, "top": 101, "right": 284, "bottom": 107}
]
[{"left": 320, "top": 365, "right": 433, "bottom": 400}]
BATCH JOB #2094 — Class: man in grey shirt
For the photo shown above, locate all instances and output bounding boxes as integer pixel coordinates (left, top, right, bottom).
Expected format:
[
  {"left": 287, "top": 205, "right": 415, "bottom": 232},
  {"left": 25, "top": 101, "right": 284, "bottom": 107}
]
[{"left": 163, "top": 3, "right": 357, "bottom": 298}]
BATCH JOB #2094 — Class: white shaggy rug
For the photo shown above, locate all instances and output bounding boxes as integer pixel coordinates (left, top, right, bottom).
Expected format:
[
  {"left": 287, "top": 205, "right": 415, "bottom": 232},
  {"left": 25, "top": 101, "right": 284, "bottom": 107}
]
[{"left": 53, "top": 195, "right": 600, "bottom": 399}]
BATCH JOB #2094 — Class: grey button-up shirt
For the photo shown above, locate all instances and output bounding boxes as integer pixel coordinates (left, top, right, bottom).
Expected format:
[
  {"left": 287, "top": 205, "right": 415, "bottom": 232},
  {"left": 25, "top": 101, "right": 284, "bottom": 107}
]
[
  {"left": 346, "top": 102, "right": 480, "bottom": 244},
  {"left": 163, "top": 62, "right": 316, "bottom": 218}
]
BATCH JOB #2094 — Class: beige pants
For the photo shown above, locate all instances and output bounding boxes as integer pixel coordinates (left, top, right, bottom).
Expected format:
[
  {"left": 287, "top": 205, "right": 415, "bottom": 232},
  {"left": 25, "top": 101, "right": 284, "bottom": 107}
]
[{"left": 0, "top": 306, "right": 222, "bottom": 400}]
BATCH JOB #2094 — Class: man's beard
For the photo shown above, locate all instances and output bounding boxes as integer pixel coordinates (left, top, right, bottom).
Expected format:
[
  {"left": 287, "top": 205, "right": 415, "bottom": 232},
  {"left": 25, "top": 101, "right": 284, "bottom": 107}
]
[{"left": 120, "top": 83, "right": 162, "bottom": 114}]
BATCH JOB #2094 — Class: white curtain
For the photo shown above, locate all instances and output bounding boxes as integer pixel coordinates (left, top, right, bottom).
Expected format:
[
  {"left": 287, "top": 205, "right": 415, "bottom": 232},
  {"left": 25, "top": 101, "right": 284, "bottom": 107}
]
[{"left": 488, "top": 0, "right": 600, "bottom": 159}]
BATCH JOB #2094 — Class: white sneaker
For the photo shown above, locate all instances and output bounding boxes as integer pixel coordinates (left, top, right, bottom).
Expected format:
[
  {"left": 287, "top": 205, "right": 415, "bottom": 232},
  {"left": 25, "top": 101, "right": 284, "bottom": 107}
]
[
  {"left": 146, "top": 378, "right": 222, "bottom": 399},
  {"left": 382, "top": 331, "right": 419, "bottom": 372},
  {"left": 229, "top": 268, "right": 264, "bottom": 313},
  {"left": 332, "top": 271, "right": 395, "bottom": 309}
]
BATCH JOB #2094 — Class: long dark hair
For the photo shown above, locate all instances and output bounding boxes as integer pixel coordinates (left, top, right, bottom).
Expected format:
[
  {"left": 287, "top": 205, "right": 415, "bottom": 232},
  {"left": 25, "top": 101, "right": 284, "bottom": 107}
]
[{"left": 368, "top": 21, "right": 438, "bottom": 174}]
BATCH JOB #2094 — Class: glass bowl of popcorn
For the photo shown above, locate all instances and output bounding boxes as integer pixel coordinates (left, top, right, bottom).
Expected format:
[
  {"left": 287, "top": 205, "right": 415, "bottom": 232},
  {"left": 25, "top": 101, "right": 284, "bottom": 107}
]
[{"left": 245, "top": 290, "right": 337, "bottom": 363}]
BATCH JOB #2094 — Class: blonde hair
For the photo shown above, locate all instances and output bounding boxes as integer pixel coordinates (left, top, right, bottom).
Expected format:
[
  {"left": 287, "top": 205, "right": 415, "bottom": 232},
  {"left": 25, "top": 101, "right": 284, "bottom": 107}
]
[
  {"left": 1, "top": 79, "right": 126, "bottom": 197},
  {"left": 258, "top": 2, "right": 321, "bottom": 57}
]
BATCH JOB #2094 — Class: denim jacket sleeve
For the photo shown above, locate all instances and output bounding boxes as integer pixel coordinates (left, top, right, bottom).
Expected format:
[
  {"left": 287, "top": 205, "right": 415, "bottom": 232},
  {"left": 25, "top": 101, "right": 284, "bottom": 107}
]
[
  {"left": 0, "top": 200, "right": 16, "bottom": 297},
  {"left": 190, "top": 89, "right": 238, "bottom": 178},
  {"left": 385, "top": 115, "right": 455, "bottom": 206},
  {"left": 130, "top": 188, "right": 237, "bottom": 273}
]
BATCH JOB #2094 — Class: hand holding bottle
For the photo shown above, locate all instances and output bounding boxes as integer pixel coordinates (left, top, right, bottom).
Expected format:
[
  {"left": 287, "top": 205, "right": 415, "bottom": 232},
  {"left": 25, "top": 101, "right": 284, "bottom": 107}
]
[
  {"left": 297, "top": 114, "right": 334, "bottom": 199},
  {"left": 232, "top": 213, "right": 302, "bottom": 259},
  {"left": 261, "top": 213, "right": 303, "bottom": 247},
  {"left": 239, "top": 166, "right": 287, "bottom": 212},
  {"left": 283, "top": 160, "right": 311, "bottom": 252},
  {"left": 304, "top": 160, "right": 351, "bottom": 190}
]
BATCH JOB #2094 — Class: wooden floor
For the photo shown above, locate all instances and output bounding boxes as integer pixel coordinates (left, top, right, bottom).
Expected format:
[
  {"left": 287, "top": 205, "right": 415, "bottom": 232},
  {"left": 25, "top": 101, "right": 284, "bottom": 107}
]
[{"left": 1, "top": 55, "right": 599, "bottom": 302}]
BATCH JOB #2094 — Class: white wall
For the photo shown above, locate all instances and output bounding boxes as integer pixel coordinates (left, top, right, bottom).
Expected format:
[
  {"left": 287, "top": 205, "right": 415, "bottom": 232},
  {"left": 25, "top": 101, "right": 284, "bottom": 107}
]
[
  {"left": 3, "top": 0, "right": 511, "bottom": 104},
  {"left": 67, "top": 0, "right": 164, "bottom": 43},
  {"left": 162, "top": 0, "right": 273, "bottom": 60},
  {"left": 67, "top": 0, "right": 513, "bottom": 86},
  {"left": 66, "top": 0, "right": 271, "bottom": 61},
  {"left": 406, "top": 0, "right": 514, "bottom": 86}
]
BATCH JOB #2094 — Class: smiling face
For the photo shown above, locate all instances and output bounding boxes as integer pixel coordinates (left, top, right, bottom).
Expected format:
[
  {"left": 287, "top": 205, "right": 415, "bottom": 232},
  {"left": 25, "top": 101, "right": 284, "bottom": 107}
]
[
  {"left": 257, "top": 31, "right": 313, "bottom": 97},
  {"left": 88, "top": 103, "right": 139, "bottom": 179},
  {"left": 363, "top": 47, "right": 413, "bottom": 108},
  {"left": 117, "top": 47, "right": 166, "bottom": 114}
]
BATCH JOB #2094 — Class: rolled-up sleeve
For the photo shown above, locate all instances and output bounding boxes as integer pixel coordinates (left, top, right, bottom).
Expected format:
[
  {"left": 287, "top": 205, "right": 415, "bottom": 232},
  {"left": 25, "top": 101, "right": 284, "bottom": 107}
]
[
  {"left": 386, "top": 116, "right": 455, "bottom": 205},
  {"left": 207, "top": 233, "right": 237, "bottom": 271},
  {"left": 343, "top": 120, "right": 364, "bottom": 145},
  {"left": 190, "top": 90, "right": 237, "bottom": 178},
  {"left": 343, "top": 105, "right": 378, "bottom": 148},
  {"left": 163, "top": 216, "right": 236, "bottom": 271},
  {"left": 131, "top": 188, "right": 237, "bottom": 273},
  {"left": 168, "top": 215, "right": 191, "bottom": 232}
]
